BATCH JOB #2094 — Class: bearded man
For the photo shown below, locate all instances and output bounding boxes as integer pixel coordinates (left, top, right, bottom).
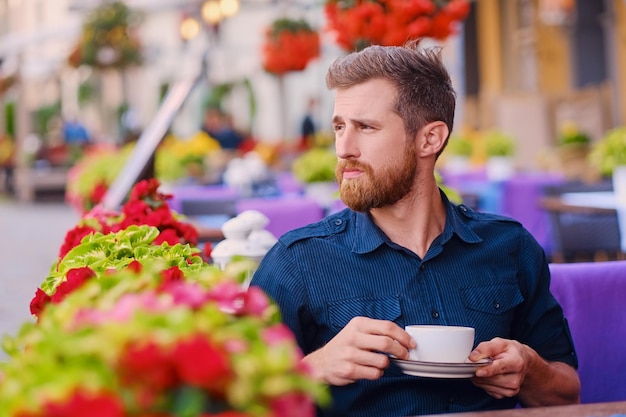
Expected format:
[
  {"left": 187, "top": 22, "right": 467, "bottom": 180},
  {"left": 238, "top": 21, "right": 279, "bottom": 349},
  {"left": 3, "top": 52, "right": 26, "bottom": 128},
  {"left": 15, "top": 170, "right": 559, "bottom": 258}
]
[{"left": 250, "top": 41, "right": 580, "bottom": 417}]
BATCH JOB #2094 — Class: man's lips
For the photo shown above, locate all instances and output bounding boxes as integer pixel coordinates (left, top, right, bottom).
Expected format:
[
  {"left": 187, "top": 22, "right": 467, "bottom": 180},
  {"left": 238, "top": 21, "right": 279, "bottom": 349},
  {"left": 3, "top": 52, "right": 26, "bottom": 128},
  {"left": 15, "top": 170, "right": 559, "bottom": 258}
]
[{"left": 342, "top": 168, "right": 363, "bottom": 179}]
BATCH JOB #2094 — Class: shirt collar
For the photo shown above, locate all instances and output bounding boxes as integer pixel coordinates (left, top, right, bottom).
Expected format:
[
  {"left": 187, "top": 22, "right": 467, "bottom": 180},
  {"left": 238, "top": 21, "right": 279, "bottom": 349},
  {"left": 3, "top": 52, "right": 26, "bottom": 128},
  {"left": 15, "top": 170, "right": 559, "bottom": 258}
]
[{"left": 350, "top": 190, "right": 482, "bottom": 254}]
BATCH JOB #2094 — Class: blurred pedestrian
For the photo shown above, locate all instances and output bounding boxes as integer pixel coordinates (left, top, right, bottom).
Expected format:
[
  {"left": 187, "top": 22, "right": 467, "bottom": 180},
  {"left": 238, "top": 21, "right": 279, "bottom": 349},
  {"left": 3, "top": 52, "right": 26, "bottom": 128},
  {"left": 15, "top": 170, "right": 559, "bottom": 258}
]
[{"left": 299, "top": 97, "right": 318, "bottom": 150}]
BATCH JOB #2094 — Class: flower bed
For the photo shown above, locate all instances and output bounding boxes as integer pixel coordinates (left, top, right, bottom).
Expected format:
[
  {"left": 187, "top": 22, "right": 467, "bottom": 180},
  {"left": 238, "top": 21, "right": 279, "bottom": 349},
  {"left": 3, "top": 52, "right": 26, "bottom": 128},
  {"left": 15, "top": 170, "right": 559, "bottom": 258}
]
[{"left": 1, "top": 179, "right": 329, "bottom": 417}]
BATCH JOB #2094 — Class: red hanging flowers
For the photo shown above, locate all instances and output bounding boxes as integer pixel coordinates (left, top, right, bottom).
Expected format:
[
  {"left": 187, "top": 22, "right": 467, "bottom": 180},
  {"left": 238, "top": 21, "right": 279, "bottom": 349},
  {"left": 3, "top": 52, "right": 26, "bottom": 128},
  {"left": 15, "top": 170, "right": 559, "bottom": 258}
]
[
  {"left": 262, "top": 18, "right": 321, "bottom": 76},
  {"left": 325, "top": 0, "right": 471, "bottom": 51}
]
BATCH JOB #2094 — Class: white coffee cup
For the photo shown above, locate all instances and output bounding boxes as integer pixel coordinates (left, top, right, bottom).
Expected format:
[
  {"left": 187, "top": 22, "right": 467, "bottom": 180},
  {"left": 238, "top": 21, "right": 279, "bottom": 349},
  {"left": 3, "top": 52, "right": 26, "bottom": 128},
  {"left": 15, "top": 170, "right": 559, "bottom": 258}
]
[{"left": 405, "top": 325, "right": 475, "bottom": 363}]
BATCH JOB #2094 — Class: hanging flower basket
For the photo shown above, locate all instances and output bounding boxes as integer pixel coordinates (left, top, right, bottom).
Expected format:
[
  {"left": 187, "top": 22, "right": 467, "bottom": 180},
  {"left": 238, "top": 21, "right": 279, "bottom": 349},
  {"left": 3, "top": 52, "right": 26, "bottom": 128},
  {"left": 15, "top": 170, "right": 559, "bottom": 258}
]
[
  {"left": 261, "top": 18, "right": 321, "bottom": 76},
  {"left": 67, "top": 1, "right": 143, "bottom": 69},
  {"left": 324, "top": 0, "right": 471, "bottom": 52}
]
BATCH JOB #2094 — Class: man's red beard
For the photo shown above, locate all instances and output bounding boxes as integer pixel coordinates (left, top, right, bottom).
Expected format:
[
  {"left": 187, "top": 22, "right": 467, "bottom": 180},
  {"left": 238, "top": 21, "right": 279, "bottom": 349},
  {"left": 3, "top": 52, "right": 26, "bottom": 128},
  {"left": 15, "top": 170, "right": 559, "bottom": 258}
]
[{"left": 335, "top": 144, "right": 417, "bottom": 212}]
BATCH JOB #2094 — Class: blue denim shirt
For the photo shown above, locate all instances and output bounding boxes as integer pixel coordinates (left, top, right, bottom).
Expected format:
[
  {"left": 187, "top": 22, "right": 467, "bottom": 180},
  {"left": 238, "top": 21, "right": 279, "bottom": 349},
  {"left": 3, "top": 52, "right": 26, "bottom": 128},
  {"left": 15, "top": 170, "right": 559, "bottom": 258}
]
[{"left": 250, "top": 193, "right": 577, "bottom": 417}]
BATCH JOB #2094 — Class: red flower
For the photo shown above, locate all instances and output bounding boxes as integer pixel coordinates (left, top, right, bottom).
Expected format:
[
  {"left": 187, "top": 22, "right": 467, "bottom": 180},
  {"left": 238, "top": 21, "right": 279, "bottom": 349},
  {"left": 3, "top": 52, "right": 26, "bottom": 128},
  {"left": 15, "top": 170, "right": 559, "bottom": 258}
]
[
  {"left": 127, "top": 259, "right": 143, "bottom": 273},
  {"left": 30, "top": 288, "right": 52, "bottom": 318},
  {"left": 89, "top": 182, "right": 109, "bottom": 208},
  {"left": 153, "top": 228, "right": 180, "bottom": 246},
  {"left": 325, "top": 0, "right": 471, "bottom": 51},
  {"left": 202, "top": 242, "right": 213, "bottom": 261},
  {"left": 172, "top": 334, "right": 232, "bottom": 393},
  {"left": 262, "top": 18, "right": 320, "bottom": 75},
  {"left": 118, "top": 341, "right": 178, "bottom": 392},
  {"left": 160, "top": 265, "right": 184, "bottom": 286},
  {"left": 42, "top": 390, "right": 125, "bottom": 417},
  {"left": 51, "top": 267, "right": 96, "bottom": 304},
  {"left": 58, "top": 225, "right": 99, "bottom": 259}
]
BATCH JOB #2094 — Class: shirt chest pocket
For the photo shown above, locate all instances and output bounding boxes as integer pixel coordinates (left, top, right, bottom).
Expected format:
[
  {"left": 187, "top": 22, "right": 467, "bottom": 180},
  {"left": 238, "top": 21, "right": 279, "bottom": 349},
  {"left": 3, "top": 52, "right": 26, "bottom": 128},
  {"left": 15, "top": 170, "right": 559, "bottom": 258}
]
[
  {"left": 460, "top": 283, "right": 524, "bottom": 341},
  {"left": 460, "top": 283, "right": 524, "bottom": 315},
  {"left": 328, "top": 296, "right": 402, "bottom": 331}
]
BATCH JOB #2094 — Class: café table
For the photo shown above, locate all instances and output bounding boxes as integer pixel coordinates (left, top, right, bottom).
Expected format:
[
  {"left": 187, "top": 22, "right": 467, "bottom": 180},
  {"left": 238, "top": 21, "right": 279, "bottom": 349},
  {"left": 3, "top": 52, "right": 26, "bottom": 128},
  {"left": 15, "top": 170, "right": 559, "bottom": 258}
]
[{"left": 419, "top": 401, "right": 626, "bottom": 417}]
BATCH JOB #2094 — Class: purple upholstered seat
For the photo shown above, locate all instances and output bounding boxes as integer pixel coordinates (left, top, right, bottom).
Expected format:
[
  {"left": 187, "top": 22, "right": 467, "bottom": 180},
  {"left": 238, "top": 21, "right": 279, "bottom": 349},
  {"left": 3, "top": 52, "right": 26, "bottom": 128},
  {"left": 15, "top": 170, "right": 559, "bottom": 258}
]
[{"left": 549, "top": 260, "right": 626, "bottom": 403}]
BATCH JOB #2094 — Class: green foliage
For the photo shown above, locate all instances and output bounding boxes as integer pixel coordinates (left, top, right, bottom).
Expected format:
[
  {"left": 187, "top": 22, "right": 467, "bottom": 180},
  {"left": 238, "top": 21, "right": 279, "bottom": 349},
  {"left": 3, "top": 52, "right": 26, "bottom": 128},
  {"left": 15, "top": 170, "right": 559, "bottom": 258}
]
[
  {"left": 589, "top": 127, "right": 626, "bottom": 176},
  {"left": 268, "top": 18, "right": 316, "bottom": 38},
  {"left": 32, "top": 102, "right": 61, "bottom": 139},
  {"left": 204, "top": 78, "right": 257, "bottom": 126},
  {"left": 446, "top": 135, "right": 473, "bottom": 157},
  {"left": 484, "top": 130, "right": 516, "bottom": 157},
  {"left": 292, "top": 147, "right": 337, "bottom": 183},
  {"left": 435, "top": 170, "right": 462, "bottom": 204},
  {"left": 559, "top": 129, "right": 590, "bottom": 147},
  {"left": 4, "top": 101, "right": 15, "bottom": 137},
  {"left": 40, "top": 225, "right": 205, "bottom": 294},
  {"left": 75, "top": 1, "right": 143, "bottom": 69}
]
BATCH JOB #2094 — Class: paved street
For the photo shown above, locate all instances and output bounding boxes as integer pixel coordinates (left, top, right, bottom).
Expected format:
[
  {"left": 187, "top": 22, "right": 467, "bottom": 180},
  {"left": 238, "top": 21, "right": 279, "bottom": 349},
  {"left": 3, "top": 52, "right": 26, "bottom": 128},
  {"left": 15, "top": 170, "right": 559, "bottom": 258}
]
[{"left": 0, "top": 195, "right": 79, "bottom": 359}]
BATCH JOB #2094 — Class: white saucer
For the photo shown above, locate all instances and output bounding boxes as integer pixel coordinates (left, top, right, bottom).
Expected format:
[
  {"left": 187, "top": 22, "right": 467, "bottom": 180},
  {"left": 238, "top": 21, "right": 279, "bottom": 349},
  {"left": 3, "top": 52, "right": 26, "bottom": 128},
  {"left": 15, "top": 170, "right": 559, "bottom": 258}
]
[{"left": 391, "top": 358, "right": 491, "bottom": 378}]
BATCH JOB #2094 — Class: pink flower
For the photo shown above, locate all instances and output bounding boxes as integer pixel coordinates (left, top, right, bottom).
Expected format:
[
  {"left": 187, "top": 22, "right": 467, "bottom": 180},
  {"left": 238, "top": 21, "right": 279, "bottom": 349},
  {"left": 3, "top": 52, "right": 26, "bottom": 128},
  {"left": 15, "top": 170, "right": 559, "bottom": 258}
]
[
  {"left": 262, "top": 323, "right": 296, "bottom": 346},
  {"left": 269, "top": 392, "right": 315, "bottom": 417},
  {"left": 242, "top": 286, "right": 271, "bottom": 317},
  {"left": 165, "top": 281, "right": 210, "bottom": 309}
]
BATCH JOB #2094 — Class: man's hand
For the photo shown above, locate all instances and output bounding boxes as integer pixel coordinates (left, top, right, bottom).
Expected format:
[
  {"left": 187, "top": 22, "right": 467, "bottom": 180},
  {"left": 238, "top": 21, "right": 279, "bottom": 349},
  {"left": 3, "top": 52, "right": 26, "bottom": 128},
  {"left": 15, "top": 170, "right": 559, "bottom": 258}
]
[
  {"left": 302, "top": 317, "right": 416, "bottom": 386},
  {"left": 469, "top": 337, "right": 580, "bottom": 406},
  {"left": 469, "top": 337, "right": 529, "bottom": 399}
]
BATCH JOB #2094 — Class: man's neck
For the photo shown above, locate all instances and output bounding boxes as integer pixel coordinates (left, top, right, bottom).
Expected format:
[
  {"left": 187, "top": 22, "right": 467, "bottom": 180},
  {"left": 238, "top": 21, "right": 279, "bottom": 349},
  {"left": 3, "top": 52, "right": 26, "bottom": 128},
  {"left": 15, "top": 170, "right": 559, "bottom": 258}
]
[{"left": 369, "top": 184, "right": 446, "bottom": 258}]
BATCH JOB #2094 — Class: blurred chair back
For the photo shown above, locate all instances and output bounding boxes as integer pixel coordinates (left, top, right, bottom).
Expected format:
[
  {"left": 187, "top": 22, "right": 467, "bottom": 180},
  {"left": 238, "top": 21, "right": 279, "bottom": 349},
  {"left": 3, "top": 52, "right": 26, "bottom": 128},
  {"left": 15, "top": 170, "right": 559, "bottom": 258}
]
[
  {"left": 549, "top": 260, "right": 626, "bottom": 403},
  {"left": 543, "top": 181, "right": 621, "bottom": 262},
  {"left": 236, "top": 196, "right": 324, "bottom": 238},
  {"left": 168, "top": 185, "right": 239, "bottom": 214}
]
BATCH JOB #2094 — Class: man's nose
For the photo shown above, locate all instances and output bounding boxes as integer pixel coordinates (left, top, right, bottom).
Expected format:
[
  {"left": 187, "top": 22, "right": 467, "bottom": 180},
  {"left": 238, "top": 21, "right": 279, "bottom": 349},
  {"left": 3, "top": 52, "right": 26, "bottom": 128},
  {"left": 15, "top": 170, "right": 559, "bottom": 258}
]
[{"left": 335, "top": 128, "right": 360, "bottom": 159}]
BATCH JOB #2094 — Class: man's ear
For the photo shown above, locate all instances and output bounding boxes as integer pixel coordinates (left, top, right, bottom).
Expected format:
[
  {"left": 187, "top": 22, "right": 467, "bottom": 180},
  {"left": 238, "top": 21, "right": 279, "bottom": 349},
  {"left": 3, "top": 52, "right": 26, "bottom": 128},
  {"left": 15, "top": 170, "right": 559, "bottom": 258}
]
[{"left": 418, "top": 121, "right": 449, "bottom": 157}]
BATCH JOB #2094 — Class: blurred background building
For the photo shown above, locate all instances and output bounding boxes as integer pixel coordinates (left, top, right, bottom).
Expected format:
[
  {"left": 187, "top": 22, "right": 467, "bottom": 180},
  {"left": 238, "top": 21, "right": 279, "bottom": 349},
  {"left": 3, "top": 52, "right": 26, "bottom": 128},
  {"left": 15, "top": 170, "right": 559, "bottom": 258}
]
[{"left": 1, "top": 0, "right": 625, "bottom": 198}]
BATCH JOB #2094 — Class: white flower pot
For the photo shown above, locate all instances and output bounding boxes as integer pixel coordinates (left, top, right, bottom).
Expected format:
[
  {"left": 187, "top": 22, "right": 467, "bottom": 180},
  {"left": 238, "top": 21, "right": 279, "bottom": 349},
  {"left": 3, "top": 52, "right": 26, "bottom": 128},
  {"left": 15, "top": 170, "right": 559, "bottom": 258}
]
[
  {"left": 305, "top": 181, "right": 338, "bottom": 209},
  {"left": 486, "top": 157, "right": 515, "bottom": 182},
  {"left": 445, "top": 156, "right": 471, "bottom": 174},
  {"left": 613, "top": 165, "right": 626, "bottom": 205}
]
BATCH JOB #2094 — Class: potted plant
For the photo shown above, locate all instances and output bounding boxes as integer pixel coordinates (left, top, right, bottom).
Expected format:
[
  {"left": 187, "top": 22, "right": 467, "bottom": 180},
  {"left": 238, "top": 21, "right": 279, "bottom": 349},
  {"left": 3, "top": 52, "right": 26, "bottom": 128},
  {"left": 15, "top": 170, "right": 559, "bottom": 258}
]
[
  {"left": 292, "top": 146, "right": 338, "bottom": 208},
  {"left": 483, "top": 130, "right": 516, "bottom": 181},
  {"left": 589, "top": 126, "right": 626, "bottom": 203},
  {"left": 67, "top": 1, "right": 143, "bottom": 69},
  {"left": 261, "top": 17, "right": 320, "bottom": 76},
  {"left": 324, "top": 0, "right": 471, "bottom": 52},
  {"left": 444, "top": 134, "right": 474, "bottom": 173},
  {"left": 556, "top": 121, "right": 592, "bottom": 181}
]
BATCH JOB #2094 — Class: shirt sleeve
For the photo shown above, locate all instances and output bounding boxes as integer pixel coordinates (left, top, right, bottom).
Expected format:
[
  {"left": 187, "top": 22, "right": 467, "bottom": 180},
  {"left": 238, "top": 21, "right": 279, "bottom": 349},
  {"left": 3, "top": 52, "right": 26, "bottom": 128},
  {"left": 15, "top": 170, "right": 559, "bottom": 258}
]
[
  {"left": 514, "top": 230, "right": 578, "bottom": 369},
  {"left": 250, "top": 241, "right": 314, "bottom": 352}
]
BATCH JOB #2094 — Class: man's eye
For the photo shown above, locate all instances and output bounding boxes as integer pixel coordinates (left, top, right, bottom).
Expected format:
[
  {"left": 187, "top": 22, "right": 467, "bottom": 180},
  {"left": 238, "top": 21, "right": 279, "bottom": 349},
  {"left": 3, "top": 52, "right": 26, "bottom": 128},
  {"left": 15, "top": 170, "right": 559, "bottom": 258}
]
[{"left": 333, "top": 124, "right": 344, "bottom": 132}]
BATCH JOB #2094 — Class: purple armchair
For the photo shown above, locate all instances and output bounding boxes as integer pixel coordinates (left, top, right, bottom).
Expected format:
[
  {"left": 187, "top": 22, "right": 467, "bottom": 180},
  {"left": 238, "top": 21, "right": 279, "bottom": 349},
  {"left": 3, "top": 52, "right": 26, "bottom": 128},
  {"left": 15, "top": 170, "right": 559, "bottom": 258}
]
[{"left": 549, "top": 260, "right": 626, "bottom": 403}]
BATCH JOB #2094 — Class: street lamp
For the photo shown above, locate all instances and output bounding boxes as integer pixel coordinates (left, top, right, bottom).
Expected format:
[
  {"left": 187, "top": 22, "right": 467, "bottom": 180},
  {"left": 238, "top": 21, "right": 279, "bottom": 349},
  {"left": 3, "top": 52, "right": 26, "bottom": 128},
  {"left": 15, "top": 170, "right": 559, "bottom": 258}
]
[{"left": 181, "top": 0, "right": 240, "bottom": 40}]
